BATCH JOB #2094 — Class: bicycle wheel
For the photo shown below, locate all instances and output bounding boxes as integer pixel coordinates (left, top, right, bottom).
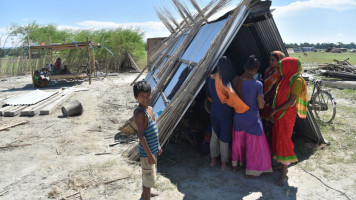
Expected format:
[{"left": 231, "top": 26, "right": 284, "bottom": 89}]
[
  {"left": 312, "top": 90, "right": 336, "bottom": 123},
  {"left": 76, "top": 66, "right": 89, "bottom": 80},
  {"left": 95, "top": 62, "right": 107, "bottom": 79}
]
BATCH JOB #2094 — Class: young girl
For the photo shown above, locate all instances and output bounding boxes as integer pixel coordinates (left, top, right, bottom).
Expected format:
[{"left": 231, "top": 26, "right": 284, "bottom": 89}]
[
  {"left": 207, "top": 57, "right": 234, "bottom": 170},
  {"left": 270, "top": 57, "right": 308, "bottom": 186},
  {"left": 231, "top": 55, "right": 272, "bottom": 176},
  {"left": 261, "top": 51, "right": 285, "bottom": 143}
]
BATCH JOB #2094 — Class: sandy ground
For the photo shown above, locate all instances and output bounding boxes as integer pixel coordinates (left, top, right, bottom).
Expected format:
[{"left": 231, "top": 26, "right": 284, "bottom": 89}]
[{"left": 0, "top": 73, "right": 355, "bottom": 200}]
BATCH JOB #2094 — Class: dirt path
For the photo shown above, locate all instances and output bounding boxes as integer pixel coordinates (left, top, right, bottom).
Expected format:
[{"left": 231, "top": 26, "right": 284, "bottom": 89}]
[{"left": 0, "top": 74, "right": 355, "bottom": 200}]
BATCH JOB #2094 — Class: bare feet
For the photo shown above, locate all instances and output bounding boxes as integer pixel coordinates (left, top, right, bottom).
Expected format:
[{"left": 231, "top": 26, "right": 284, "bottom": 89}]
[
  {"left": 141, "top": 191, "right": 159, "bottom": 199},
  {"left": 150, "top": 192, "right": 159, "bottom": 197},
  {"left": 221, "top": 163, "right": 231, "bottom": 171},
  {"left": 273, "top": 164, "right": 283, "bottom": 170},
  {"left": 276, "top": 165, "right": 288, "bottom": 186},
  {"left": 232, "top": 166, "right": 238, "bottom": 173},
  {"left": 245, "top": 175, "right": 254, "bottom": 179},
  {"left": 210, "top": 157, "right": 217, "bottom": 167},
  {"left": 276, "top": 175, "right": 288, "bottom": 186}
]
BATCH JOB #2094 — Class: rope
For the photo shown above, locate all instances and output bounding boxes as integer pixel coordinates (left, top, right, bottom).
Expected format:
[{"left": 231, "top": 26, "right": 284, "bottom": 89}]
[{"left": 300, "top": 166, "right": 351, "bottom": 200}]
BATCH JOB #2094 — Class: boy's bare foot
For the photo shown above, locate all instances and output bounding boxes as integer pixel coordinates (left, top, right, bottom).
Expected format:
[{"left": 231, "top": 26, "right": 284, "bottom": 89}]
[
  {"left": 210, "top": 157, "right": 217, "bottom": 167},
  {"left": 232, "top": 166, "right": 238, "bottom": 173},
  {"left": 221, "top": 162, "right": 231, "bottom": 171},
  {"left": 273, "top": 164, "right": 283, "bottom": 170},
  {"left": 276, "top": 175, "right": 288, "bottom": 186},
  {"left": 141, "top": 192, "right": 159, "bottom": 199},
  {"left": 276, "top": 165, "right": 288, "bottom": 186},
  {"left": 245, "top": 174, "right": 253, "bottom": 178}
]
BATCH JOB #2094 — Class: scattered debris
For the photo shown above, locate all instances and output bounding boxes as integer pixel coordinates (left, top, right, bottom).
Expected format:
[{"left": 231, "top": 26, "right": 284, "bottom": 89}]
[
  {"left": 318, "top": 58, "right": 356, "bottom": 80},
  {"left": 0, "top": 121, "right": 28, "bottom": 131},
  {"left": 0, "top": 143, "right": 31, "bottom": 150},
  {"left": 1, "top": 89, "right": 74, "bottom": 117},
  {"left": 101, "top": 176, "right": 130, "bottom": 185},
  {"left": 94, "top": 152, "right": 112, "bottom": 156},
  {"left": 0, "top": 190, "right": 9, "bottom": 196}
]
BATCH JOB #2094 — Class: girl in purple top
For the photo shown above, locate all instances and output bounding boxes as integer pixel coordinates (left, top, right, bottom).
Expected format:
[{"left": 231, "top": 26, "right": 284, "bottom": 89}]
[{"left": 231, "top": 55, "right": 272, "bottom": 176}]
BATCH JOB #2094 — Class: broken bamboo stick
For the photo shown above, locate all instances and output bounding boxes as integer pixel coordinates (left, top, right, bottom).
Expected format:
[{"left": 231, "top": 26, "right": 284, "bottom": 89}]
[
  {"left": 0, "top": 190, "right": 8, "bottom": 196},
  {"left": 127, "top": 52, "right": 141, "bottom": 72},
  {"left": 101, "top": 176, "right": 129, "bottom": 185},
  {"left": 0, "top": 144, "right": 31, "bottom": 149},
  {"left": 130, "top": 65, "right": 148, "bottom": 86},
  {"left": 0, "top": 121, "right": 28, "bottom": 131}
]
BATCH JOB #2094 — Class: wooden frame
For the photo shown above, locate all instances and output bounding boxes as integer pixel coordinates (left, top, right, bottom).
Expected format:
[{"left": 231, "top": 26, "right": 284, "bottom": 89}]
[{"left": 27, "top": 34, "right": 100, "bottom": 85}]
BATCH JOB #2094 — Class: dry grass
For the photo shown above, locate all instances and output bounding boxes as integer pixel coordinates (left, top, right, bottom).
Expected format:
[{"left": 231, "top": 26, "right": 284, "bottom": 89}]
[{"left": 297, "top": 87, "right": 356, "bottom": 174}]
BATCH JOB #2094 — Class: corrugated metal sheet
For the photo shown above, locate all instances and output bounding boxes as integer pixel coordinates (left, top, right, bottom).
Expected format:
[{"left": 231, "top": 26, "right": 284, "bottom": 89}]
[
  {"left": 4, "top": 90, "right": 58, "bottom": 105},
  {"left": 150, "top": 18, "right": 230, "bottom": 116},
  {"left": 181, "top": 18, "right": 229, "bottom": 63},
  {"left": 295, "top": 105, "right": 326, "bottom": 144}
]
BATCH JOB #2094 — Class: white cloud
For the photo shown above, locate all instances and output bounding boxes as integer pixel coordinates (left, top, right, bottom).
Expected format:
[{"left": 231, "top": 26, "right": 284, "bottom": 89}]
[{"left": 273, "top": 0, "right": 356, "bottom": 17}]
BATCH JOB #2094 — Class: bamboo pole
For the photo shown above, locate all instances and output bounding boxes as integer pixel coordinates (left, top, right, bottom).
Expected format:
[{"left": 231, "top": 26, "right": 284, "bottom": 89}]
[
  {"left": 27, "top": 35, "right": 34, "bottom": 86},
  {"left": 49, "top": 34, "right": 52, "bottom": 64},
  {"left": 130, "top": 65, "right": 148, "bottom": 86},
  {"left": 86, "top": 37, "right": 92, "bottom": 84},
  {"left": 91, "top": 36, "right": 96, "bottom": 78}
]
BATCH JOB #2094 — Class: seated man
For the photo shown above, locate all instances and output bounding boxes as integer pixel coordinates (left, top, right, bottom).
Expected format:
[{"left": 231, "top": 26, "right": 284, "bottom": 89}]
[{"left": 53, "top": 57, "right": 63, "bottom": 75}]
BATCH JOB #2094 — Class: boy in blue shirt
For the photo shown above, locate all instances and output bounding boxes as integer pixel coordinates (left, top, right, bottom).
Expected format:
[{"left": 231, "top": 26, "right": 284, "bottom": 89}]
[{"left": 133, "top": 81, "right": 162, "bottom": 200}]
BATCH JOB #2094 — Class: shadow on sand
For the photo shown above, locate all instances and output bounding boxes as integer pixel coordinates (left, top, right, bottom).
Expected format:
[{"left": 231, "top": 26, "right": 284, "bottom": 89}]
[
  {"left": 0, "top": 80, "right": 85, "bottom": 93},
  {"left": 157, "top": 142, "right": 304, "bottom": 200}
]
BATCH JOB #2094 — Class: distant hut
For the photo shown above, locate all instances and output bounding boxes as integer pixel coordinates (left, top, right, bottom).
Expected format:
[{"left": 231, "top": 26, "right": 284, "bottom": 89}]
[{"left": 287, "top": 48, "right": 295, "bottom": 54}]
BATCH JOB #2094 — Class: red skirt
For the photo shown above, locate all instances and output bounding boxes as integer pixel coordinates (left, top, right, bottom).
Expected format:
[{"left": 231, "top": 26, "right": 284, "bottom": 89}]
[{"left": 272, "top": 105, "right": 298, "bottom": 165}]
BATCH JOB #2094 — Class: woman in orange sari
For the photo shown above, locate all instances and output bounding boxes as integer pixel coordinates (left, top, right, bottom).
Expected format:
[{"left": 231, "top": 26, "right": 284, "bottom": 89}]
[
  {"left": 261, "top": 51, "right": 285, "bottom": 143},
  {"left": 270, "top": 57, "right": 308, "bottom": 186}
]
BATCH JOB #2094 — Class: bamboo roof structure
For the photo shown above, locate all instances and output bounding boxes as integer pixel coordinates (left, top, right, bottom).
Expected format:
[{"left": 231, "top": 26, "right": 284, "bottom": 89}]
[
  {"left": 27, "top": 36, "right": 98, "bottom": 85},
  {"left": 28, "top": 41, "right": 101, "bottom": 50},
  {"left": 121, "top": 0, "right": 325, "bottom": 161}
]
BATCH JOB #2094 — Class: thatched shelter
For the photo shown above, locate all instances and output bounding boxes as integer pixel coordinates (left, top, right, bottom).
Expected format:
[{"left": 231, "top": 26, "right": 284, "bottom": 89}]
[{"left": 121, "top": 0, "right": 325, "bottom": 160}]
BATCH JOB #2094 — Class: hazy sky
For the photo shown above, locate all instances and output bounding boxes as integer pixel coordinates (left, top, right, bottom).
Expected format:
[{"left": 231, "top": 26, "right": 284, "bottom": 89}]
[{"left": 0, "top": 0, "right": 355, "bottom": 46}]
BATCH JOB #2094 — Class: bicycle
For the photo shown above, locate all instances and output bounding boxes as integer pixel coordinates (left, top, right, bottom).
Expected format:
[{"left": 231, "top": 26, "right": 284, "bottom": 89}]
[
  {"left": 309, "top": 78, "right": 336, "bottom": 123},
  {"left": 76, "top": 60, "right": 107, "bottom": 79}
]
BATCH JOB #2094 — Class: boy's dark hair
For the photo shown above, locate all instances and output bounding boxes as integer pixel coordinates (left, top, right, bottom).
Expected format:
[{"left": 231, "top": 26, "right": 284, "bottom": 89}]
[
  {"left": 133, "top": 80, "right": 151, "bottom": 97},
  {"left": 245, "top": 54, "right": 260, "bottom": 71}
]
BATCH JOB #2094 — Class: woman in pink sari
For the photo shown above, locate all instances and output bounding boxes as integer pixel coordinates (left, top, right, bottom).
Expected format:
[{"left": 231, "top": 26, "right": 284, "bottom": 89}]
[{"left": 231, "top": 55, "right": 272, "bottom": 176}]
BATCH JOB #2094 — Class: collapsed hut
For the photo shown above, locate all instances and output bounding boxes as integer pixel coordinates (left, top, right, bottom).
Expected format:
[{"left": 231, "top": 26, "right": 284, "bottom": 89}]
[{"left": 121, "top": 0, "right": 326, "bottom": 160}]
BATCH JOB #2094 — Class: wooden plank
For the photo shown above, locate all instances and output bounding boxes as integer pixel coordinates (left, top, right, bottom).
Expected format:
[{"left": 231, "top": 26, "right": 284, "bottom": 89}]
[
  {"left": 0, "top": 121, "right": 28, "bottom": 131},
  {"left": 28, "top": 36, "right": 33, "bottom": 86},
  {"left": 130, "top": 65, "right": 148, "bottom": 86},
  {"left": 20, "top": 92, "right": 63, "bottom": 116},
  {"left": 86, "top": 37, "right": 92, "bottom": 85},
  {"left": 40, "top": 91, "right": 74, "bottom": 115},
  {"left": 49, "top": 73, "right": 86, "bottom": 80},
  {"left": 91, "top": 36, "right": 96, "bottom": 78},
  {"left": 127, "top": 52, "right": 141, "bottom": 72},
  {"left": 4, "top": 106, "right": 27, "bottom": 117},
  {"left": 0, "top": 106, "right": 15, "bottom": 116}
]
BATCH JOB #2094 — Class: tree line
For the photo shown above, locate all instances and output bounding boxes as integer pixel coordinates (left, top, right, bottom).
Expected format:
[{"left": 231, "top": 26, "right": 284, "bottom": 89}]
[
  {"left": 0, "top": 22, "right": 148, "bottom": 74},
  {"left": 284, "top": 42, "right": 356, "bottom": 49}
]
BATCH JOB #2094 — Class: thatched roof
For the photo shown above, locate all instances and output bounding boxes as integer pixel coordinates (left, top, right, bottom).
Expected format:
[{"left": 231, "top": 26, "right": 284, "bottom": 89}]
[{"left": 121, "top": 0, "right": 325, "bottom": 160}]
